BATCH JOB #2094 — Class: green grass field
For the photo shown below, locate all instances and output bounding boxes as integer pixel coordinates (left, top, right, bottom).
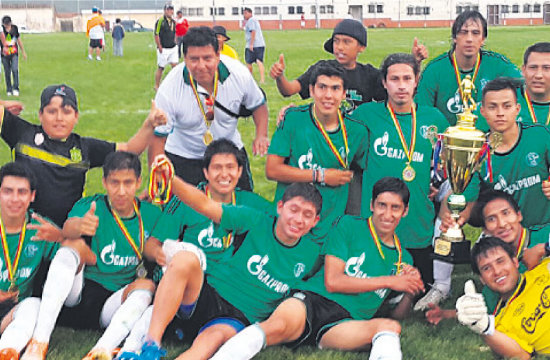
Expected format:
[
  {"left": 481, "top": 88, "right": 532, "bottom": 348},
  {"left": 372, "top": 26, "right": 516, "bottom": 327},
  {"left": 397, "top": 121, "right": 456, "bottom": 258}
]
[{"left": 4, "top": 26, "right": 550, "bottom": 359}]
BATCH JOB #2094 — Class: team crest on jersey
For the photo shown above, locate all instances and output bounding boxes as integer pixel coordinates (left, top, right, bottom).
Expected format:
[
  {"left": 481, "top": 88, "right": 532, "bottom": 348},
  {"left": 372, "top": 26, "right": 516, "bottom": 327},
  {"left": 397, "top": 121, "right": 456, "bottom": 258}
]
[
  {"left": 373, "top": 132, "right": 424, "bottom": 162},
  {"left": 525, "top": 152, "right": 540, "bottom": 167},
  {"left": 446, "top": 92, "right": 463, "bottom": 114},
  {"left": 198, "top": 223, "right": 223, "bottom": 249},
  {"left": 24, "top": 244, "right": 39, "bottom": 258},
  {"left": 345, "top": 253, "right": 367, "bottom": 278},
  {"left": 70, "top": 147, "right": 82, "bottom": 162},
  {"left": 34, "top": 133, "right": 44, "bottom": 146},
  {"left": 298, "top": 148, "right": 320, "bottom": 170},
  {"left": 492, "top": 174, "right": 541, "bottom": 194},
  {"left": 420, "top": 125, "right": 437, "bottom": 140},
  {"left": 247, "top": 254, "right": 289, "bottom": 293},
  {"left": 294, "top": 263, "right": 305, "bottom": 278},
  {"left": 100, "top": 240, "right": 140, "bottom": 266}
]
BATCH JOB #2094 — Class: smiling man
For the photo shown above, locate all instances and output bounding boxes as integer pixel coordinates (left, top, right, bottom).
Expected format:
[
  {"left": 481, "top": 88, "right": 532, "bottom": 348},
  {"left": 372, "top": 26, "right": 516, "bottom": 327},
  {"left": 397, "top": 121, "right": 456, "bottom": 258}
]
[
  {"left": 139, "top": 157, "right": 323, "bottom": 360},
  {"left": 150, "top": 26, "right": 269, "bottom": 192}
]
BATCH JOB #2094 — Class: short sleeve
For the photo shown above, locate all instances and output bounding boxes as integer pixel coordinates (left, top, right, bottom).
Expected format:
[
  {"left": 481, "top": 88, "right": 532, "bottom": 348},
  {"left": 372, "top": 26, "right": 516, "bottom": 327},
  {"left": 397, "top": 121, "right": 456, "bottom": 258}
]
[
  {"left": 415, "top": 67, "right": 437, "bottom": 107},
  {"left": 151, "top": 198, "right": 188, "bottom": 242},
  {"left": 267, "top": 114, "right": 292, "bottom": 158},
  {"left": 0, "top": 109, "right": 34, "bottom": 149},
  {"left": 82, "top": 137, "right": 116, "bottom": 168},
  {"left": 219, "top": 204, "right": 262, "bottom": 235},
  {"left": 154, "top": 19, "right": 161, "bottom": 35},
  {"left": 239, "top": 70, "right": 265, "bottom": 111},
  {"left": 323, "top": 217, "right": 350, "bottom": 260},
  {"left": 153, "top": 79, "right": 177, "bottom": 137},
  {"left": 68, "top": 196, "right": 98, "bottom": 219},
  {"left": 296, "top": 65, "right": 315, "bottom": 99}
]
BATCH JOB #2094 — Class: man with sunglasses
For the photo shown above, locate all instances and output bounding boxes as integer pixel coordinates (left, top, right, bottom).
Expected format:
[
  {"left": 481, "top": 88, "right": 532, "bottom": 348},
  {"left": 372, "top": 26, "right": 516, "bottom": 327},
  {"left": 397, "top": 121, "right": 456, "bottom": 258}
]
[{"left": 150, "top": 26, "right": 269, "bottom": 192}]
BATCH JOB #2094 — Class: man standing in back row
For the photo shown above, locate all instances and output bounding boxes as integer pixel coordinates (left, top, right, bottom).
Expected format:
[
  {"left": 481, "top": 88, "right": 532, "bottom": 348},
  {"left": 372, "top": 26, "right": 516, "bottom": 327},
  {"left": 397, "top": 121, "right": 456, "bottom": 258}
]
[
  {"left": 243, "top": 8, "right": 266, "bottom": 83},
  {"left": 154, "top": 3, "right": 178, "bottom": 91}
]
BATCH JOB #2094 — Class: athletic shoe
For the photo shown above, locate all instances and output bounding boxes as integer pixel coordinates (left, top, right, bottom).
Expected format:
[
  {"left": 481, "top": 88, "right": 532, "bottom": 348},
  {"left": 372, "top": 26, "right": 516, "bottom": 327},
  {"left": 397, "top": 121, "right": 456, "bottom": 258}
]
[
  {"left": 87, "top": 55, "right": 93, "bottom": 60},
  {"left": 96, "top": 56, "right": 101, "bottom": 61},
  {"left": 81, "top": 348, "right": 112, "bottom": 360},
  {"left": 12, "top": 90, "right": 19, "bottom": 97},
  {"left": 114, "top": 351, "right": 140, "bottom": 360},
  {"left": 6, "top": 92, "right": 11, "bottom": 96},
  {"left": 0, "top": 348, "right": 19, "bottom": 360},
  {"left": 20, "top": 339, "right": 48, "bottom": 360},
  {"left": 413, "top": 287, "right": 449, "bottom": 311},
  {"left": 139, "top": 341, "right": 166, "bottom": 360}
]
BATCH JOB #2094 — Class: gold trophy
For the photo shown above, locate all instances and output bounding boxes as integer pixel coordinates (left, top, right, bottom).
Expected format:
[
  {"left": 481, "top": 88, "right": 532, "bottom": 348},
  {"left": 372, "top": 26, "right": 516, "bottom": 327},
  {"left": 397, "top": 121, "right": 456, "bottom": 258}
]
[{"left": 431, "top": 75, "right": 499, "bottom": 263}]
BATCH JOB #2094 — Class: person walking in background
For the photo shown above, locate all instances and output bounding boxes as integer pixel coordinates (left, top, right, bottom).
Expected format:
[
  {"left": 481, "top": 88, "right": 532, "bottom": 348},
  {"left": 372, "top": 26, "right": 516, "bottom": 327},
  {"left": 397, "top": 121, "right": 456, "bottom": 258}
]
[
  {"left": 0, "top": 16, "right": 26, "bottom": 97},
  {"left": 175, "top": 10, "right": 188, "bottom": 59},
  {"left": 86, "top": 7, "right": 105, "bottom": 61},
  {"left": 243, "top": 7, "right": 265, "bottom": 83},
  {"left": 154, "top": 3, "right": 177, "bottom": 91},
  {"left": 111, "top": 18, "right": 125, "bottom": 57}
]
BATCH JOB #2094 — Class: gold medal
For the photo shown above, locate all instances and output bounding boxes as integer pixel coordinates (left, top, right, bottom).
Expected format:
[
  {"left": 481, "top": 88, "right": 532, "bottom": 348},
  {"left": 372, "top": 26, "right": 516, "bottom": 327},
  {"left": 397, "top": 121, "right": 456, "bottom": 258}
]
[
  {"left": 136, "top": 262, "right": 147, "bottom": 279},
  {"left": 402, "top": 163, "right": 416, "bottom": 182},
  {"left": 203, "top": 130, "right": 214, "bottom": 145},
  {"left": 8, "top": 280, "right": 18, "bottom": 293}
]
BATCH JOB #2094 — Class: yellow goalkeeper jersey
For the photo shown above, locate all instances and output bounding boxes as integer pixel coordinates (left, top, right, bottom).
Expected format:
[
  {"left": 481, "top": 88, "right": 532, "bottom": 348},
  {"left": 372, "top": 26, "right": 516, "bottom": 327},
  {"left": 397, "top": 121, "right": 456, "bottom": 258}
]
[{"left": 494, "top": 257, "right": 550, "bottom": 355}]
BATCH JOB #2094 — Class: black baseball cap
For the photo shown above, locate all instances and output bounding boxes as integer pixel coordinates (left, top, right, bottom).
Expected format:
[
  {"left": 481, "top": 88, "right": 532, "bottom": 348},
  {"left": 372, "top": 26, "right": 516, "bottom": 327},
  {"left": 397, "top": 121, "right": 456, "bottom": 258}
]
[
  {"left": 323, "top": 19, "right": 367, "bottom": 54},
  {"left": 213, "top": 26, "right": 230, "bottom": 41},
  {"left": 164, "top": 3, "right": 174, "bottom": 10},
  {"left": 40, "top": 84, "right": 78, "bottom": 112}
]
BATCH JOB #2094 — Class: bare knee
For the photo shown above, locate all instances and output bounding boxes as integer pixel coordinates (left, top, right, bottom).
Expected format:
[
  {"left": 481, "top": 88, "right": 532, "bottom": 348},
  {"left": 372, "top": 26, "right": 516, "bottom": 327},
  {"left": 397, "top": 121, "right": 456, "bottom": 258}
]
[
  {"left": 168, "top": 251, "right": 202, "bottom": 276},
  {"left": 375, "top": 319, "right": 401, "bottom": 334}
]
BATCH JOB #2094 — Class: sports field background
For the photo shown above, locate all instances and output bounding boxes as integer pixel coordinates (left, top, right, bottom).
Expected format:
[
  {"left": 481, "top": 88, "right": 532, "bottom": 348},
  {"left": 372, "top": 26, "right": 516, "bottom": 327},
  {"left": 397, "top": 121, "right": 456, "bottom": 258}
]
[{"left": 2, "top": 26, "right": 548, "bottom": 359}]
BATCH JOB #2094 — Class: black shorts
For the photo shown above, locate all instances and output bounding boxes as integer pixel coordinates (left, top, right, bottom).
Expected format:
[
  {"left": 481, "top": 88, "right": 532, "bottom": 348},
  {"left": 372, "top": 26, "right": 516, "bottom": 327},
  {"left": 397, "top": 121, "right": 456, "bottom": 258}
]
[
  {"left": 288, "top": 290, "right": 352, "bottom": 348},
  {"left": 166, "top": 148, "right": 254, "bottom": 191},
  {"left": 171, "top": 279, "right": 249, "bottom": 341},
  {"left": 0, "top": 298, "right": 17, "bottom": 322},
  {"left": 245, "top": 47, "right": 265, "bottom": 64},
  {"left": 89, "top": 39, "right": 102, "bottom": 49},
  {"left": 57, "top": 278, "right": 114, "bottom": 330}
]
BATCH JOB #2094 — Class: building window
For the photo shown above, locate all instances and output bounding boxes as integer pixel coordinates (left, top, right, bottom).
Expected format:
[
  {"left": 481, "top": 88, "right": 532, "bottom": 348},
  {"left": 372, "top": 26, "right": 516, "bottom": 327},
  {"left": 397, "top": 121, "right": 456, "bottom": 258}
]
[
  {"left": 407, "top": 6, "right": 414, "bottom": 15},
  {"left": 415, "top": 6, "right": 422, "bottom": 14},
  {"left": 262, "top": 6, "right": 268, "bottom": 14},
  {"left": 377, "top": 4, "right": 383, "bottom": 13},
  {"left": 473, "top": 5, "right": 479, "bottom": 11},
  {"left": 327, "top": 5, "right": 334, "bottom": 13},
  {"left": 297, "top": 6, "right": 303, "bottom": 14},
  {"left": 502, "top": 5, "right": 509, "bottom": 13},
  {"left": 523, "top": 4, "right": 531, "bottom": 12},
  {"left": 423, "top": 6, "right": 430, "bottom": 14},
  {"left": 311, "top": 5, "right": 316, "bottom": 13},
  {"left": 368, "top": 4, "right": 375, "bottom": 13},
  {"left": 320, "top": 5, "right": 326, "bottom": 14},
  {"left": 288, "top": 6, "right": 295, "bottom": 14},
  {"left": 534, "top": 3, "right": 541, "bottom": 12},
  {"left": 232, "top": 7, "right": 239, "bottom": 15},
  {"left": 512, "top": 4, "right": 519, "bottom": 13},
  {"left": 181, "top": 7, "right": 188, "bottom": 16},
  {"left": 189, "top": 8, "right": 196, "bottom": 16},
  {"left": 218, "top": 7, "right": 225, "bottom": 16},
  {"left": 198, "top": 8, "right": 204, "bottom": 16},
  {"left": 456, "top": 6, "right": 462, "bottom": 14},
  {"left": 254, "top": 6, "right": 261, "bottom": 14}
]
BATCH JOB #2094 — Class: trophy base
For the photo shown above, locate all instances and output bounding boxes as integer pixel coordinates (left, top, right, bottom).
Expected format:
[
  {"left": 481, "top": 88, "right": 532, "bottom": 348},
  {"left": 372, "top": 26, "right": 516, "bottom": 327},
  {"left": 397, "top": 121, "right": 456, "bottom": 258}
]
[{"left": 432, "top": 238, "right": 471, "bottom": 264}]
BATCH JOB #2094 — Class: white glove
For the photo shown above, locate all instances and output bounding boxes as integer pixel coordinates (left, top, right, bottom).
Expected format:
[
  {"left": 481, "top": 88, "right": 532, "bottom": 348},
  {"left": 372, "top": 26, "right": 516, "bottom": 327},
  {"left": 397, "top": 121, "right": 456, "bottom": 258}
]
[
  {"left": 162, "top": 239, "right": 207, "bottom": 272},
  {"left": 456, "top": 280, "right": 494, "bottom": 335}
]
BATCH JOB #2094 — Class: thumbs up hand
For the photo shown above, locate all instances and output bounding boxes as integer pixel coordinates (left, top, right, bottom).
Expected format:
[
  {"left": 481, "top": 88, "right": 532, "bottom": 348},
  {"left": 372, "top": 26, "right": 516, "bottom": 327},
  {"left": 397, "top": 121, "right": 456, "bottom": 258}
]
[
  {"left": 80, "top": 201, "right": 99, "bottom": 237},
  {"left": 146, "top": 99, "right": 167, "bottom": 128},
  {"left": 270, "top": 54, "right": 286, "bottom": 79},
  {"left": 456, "top": 280, "right": 494, "bottom": 335},
  {"left": 412, "top": 37, "right": 428, "bottom": 63}
]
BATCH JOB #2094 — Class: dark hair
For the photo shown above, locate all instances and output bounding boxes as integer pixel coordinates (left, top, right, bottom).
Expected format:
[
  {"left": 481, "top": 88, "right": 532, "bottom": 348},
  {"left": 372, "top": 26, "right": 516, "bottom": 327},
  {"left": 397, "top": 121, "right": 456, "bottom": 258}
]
[
  {"left": 471, "top": 236, "right": 515, "bottom": 274},
  {"left": 243, "top": 7, "right": 252, "bottom": 13},
  {"left": 281, "top": 183, "right": 323, "bottom": 215},
  {"left": 182, "top": 26, "right": 218, "bottom": 56},
  {"left": 115, "top": 18, "right": 121, "bottom": 23},
  {"left": 203, "top": 139, "right": 244, "bottom": 170},
  {"left": 308, "top": 60, "right": 348, "bottom": 90},
  {"left": 380, "top": 53, "right": 420, "bottom": 80},
  {"left": 371, "top": 177, "right": 410, "bottom": 207},
  {"left": 2, "top": 16, "right": 11, "bottom": 25},
  {"left": 523, "top": 42, "right": 550, "bottom": 65},
  {"left": 481, "top": 77, "right": 520, "bottom": 104},
  {"left": 177, "top": 10, "right": 182, "bottom": 15},
  {"left": 102, "top": 151, "right": 141, "bottom": 179},
  {"left": 477, "top": 188, "right": 520, "bottom": 224},
  {"left": 452, "top": 10, "right": 487, "bottom": 40},
  {"left": 0, "top": 162, "right": 37, "bottom": 191}
]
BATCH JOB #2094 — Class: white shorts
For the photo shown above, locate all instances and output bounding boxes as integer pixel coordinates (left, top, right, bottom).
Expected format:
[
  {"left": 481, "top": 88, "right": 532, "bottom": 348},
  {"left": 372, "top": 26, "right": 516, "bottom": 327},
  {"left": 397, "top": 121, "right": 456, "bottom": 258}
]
[{"left": 157, "top": 46, "right": 178, "bottom": 68}]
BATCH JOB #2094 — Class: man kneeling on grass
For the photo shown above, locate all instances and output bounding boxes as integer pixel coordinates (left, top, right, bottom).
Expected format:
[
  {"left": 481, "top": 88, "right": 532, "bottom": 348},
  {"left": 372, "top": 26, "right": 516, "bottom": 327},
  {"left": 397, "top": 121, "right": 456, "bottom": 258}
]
[
  {"left": 210, "top": 177, "right": 424, "bottom": 360},
  {"left": 21, "top": 152, "right": 161, "bottom": 360},
  {"left": 456, "top": 236, "right": 550, "bottom": 359}
]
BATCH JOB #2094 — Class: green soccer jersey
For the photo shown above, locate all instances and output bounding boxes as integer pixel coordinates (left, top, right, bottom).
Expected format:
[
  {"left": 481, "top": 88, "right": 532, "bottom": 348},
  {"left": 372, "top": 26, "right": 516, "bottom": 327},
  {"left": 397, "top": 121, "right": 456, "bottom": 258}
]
[
  {"left": 151, "top": 184, "right": 274, "bottom": 276},
  {"left": 268, "top": 104, "right": 369, "bottom": 238},
  {"left": 353, "top": 102, "right": 448, "bottom": 248},
  {"left": 465, "top": 123, "right": 550, "bottom": 227},
  {"left": 207, "top": 204, "right": 322, "bottom": 323},
  {"left": 299, "top": 215, "right": 413, "bottom": 320},
  {"left": 68, "top": 194, "right": 161, "bottom": 291},
  {"left": 0, "top": 211, "right": 58, "bottom": 299},
  {"left": 416, "top": 50, "right": 521, "bottom": 126},
  {"left": 481, "top": 225, "right": 550, "bottom": 312}
]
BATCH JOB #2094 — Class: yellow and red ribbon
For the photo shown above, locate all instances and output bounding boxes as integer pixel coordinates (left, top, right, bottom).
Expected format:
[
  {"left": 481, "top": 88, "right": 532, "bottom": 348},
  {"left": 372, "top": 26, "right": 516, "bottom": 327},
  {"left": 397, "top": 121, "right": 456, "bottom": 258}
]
[
  {"left": 149, "top": 157, "right": 174, "bottom": 205},
  {"left": 524, "top": 89, "right": 550, "bottom": 126},
  {"left": 387, "top": 103, "right": 417, "bottom": 166},
  {"left": 493, "top": 274, "right": 525, "bottom": 316},
  {"left": 515, "top": 228, "right": 527, "bottom": 258},
  {"left": 189, "top": 70, "right": 219, "bottom": 127},
  {"left": 367, "top": 216, "right": 402, "bottom": 273},
  {"left": 452, "top": 51, "right": 481, "bottom": 100},
  {"left": 311, "top": 104, "right": 349, "bottom": 169},
  {"left": 205, "top": 185, "right": 236, "bottom": 249},
  {"left": 111, "top": 200, "right": 144, "bottom": 261},
  {"left": 0, "top": 214, "right": 27, "bottom": 286}
]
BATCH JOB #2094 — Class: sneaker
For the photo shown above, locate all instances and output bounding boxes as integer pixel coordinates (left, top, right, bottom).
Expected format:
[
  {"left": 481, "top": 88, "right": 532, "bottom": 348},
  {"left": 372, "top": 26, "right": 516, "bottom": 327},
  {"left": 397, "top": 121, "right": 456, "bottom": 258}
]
[
  {"left": 414, "top": 287, "right": 449, "bottom": 311},
  {"left": 0, "top": 348, "right": 19, "bottom": 360},
  {"left": 12, "top": 90, "right": 19, "bottom": 97},
  {"left": 20, "top": 339, "right": 48, "bottom": 360},
  {"left": 114, "top": 351, "right": 140, "bottom": 360},
  {"left": 87, "top": 54, "right": 93, "bottom": 60},
  {"left": 6, "top": 92, "right": 11, "bottom": 97},
  {"left": 96, "top": 56, "right": 101, "bottom": 61},
  {"left": 139, "top": 341, "right": 166, "bottom": 360},
  {"left": 81, "top": 348, "right": 112, "bottom": 360}
]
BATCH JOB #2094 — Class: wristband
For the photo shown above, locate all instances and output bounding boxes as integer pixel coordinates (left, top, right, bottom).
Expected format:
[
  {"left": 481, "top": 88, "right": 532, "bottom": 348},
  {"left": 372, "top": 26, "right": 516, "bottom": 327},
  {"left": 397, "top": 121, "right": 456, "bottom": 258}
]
[
  {"left": 320, "top": 168, "right": 326, "bottom": 186},
  {"left": 312, "top": 169, "right": 317, "bottom": 184}
]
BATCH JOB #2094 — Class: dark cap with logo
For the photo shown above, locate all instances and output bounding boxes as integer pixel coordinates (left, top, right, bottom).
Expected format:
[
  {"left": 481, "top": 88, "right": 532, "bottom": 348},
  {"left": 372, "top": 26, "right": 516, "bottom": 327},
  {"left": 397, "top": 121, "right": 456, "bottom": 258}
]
[
  {"left": 164, "top": 3, "right": 174, "bottom": 10},
  {"left": 40, "top": 84, "right": 78, "bottom": 112},
  {"left": 212, "top": 25, "right": 230, "bottom": 41},
  {"left": 323, "top": 19, "right": 367, "bottom": 54}
]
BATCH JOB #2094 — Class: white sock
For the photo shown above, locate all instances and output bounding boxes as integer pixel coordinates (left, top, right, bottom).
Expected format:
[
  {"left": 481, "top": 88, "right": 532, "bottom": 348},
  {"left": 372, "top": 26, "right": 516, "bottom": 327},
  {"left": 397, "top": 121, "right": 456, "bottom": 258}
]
[
  {"left": 119, "top": 305, "right": 153, "bottom": 354},
  {"left": 32, "top": 246, "right": 80, "bottom": 343},
  {"left": 99, "top": 287, "right": 125, "bottom": 328},
  {"left": 369, "top": 331, "right": 402, "bottom": 360},
  {"left": 433, "top": 260, "right": 453, "bottom": 294},
  {"left": 210, "top": 323, "right": 265, "bottom": 360},
  {"left": 0, "top": 297, "right": 41, "bottom": 352},
  {"left": 93, "top": 289, "right": 153, "bottom": 352},
  {"left": 65, "top": 266, "right": 84, "bottom": 307}
]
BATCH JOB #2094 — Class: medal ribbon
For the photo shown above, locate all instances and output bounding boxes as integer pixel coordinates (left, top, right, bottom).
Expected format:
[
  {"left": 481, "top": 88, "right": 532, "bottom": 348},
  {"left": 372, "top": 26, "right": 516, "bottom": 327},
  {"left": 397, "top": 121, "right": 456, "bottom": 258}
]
[
  {"left": 515, "top": 228, "right": 527, "bottom": 258},
  {"left": 111, "top": 200, "right": 144, "bottom": 261},
  {"left": 205, "top": 185, "right": 236, "bottom": 249},
  {"left": 367, "top": 217, "right": 402, "bottom": 273},
  {"left": 311, "top": 105, "right": 349, "bottom": 169},
  {"left": 148, "top": 156, "right": 174, "bottom": 205},
  {"left": 387, "top": 103, "right": 416, "bottom": 166},
  {"left": 452, "top": 51, "right": 481, "bottom": 100},
  {"left": 189, "top": 70, "right": 219, "bottom": 129},
  {"left": 524, "top": 89, "right": 550, "bottom": 126},
  {"left": 493, "top": 274, "right": 525, "bottom": 316},
  {"left": 0, "top": 214, "right": 26, "bottom": 285}
]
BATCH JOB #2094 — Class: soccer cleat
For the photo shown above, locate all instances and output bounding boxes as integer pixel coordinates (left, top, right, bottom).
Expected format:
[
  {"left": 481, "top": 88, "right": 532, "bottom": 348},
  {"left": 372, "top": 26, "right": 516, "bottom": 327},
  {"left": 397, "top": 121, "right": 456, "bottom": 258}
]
[
  {"left": 96, "top": 56, "right": 102, "bottom": 61},
  {"left": 114, "top": 351, "right": 140, "bottom": 360},
  {"left": 414, "top": 287, "right": 449, "bottom": 311},
  {"left": 87, "top": 54, "right": 93, "bottom": 60},
  {"left": 20, "top": 339, "right": 48, "bottom": 360},
  {"left": 139, "top": 341, "right": 166, "bottom": 360},
  {"left": 0, "top": 348, "right": 19, "bottom": 360},
  {"left": 6, "top": 92, "right": 12, "bottom": 96},
  {"left": 81, "top": 348, "right": 112, "bottom": 360},
  {"left": 12, "top": 90, "right": 19, "bottom": 97}
]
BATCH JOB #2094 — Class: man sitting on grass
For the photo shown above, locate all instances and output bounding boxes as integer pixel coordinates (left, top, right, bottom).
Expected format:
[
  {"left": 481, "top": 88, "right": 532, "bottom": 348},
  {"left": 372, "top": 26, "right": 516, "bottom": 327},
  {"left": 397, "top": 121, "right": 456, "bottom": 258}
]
[{"left": 210, "top": 177, "right": 424, "bottom": 360}]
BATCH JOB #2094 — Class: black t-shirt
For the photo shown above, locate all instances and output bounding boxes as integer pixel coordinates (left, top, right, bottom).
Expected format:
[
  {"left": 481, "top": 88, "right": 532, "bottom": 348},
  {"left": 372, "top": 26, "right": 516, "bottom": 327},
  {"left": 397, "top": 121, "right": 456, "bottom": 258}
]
[
  {"left": 1, "top": 24, "right": 19, "bottom": 57},
  {"left": 297, "top": 59, "right": 386, "bottom": 112},
  {"left": 154, "top": 16, "right": 176, "bottom": 49},
  {"left": 0, "top": 109, "right": 116, "bottom": 227}
]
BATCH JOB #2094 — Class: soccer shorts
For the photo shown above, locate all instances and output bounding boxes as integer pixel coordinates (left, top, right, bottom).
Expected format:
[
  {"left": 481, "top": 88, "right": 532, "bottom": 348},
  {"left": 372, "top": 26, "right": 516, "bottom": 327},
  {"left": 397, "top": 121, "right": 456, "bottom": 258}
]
[
  {"left": 157, "top": 46, "right": 178, "bottom": 68},
  {"left": 245, "top": 47, "right": 265, "bottom": 64},
  {"left": 288, "top": 290, "right": 352, "bottom": 348},
  {"left": 89, "top": 39, "right": 102, "bottom": 49}
]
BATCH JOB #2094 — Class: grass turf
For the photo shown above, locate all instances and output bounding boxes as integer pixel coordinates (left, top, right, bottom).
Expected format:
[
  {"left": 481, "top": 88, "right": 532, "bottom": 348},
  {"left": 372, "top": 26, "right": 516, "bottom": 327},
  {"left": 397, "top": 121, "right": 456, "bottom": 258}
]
[{"left": 4, "top": 26, "right": 549, "bottom": 359}]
